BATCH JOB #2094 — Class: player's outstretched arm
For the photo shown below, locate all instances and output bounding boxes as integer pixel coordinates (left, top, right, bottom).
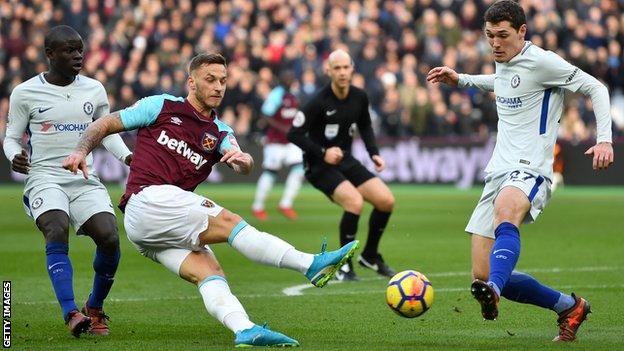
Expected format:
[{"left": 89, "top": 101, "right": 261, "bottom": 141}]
[
  {"left": 63, "top": 112, "right": 126, "bottom": 178},
  {"left": 220, "top": 149, "right": 254, "bottom": 175}
]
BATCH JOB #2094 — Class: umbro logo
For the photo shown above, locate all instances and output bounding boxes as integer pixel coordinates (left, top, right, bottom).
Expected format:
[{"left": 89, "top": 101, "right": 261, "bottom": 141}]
[
  {"left": 326, "top": 109, "right": 337, "bottom": 116},
  {"left": 170, "top": 116, "right": 182, "bottom": 125},
  {"left": 38, "top": 106, "right": 53, "bottom": 113}
]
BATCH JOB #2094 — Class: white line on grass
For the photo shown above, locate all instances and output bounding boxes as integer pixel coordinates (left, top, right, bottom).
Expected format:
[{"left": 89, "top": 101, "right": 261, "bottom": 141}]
[
  {"left": 14, "top": 266, "right": 622, "bottom": 305},
  {"left": 16, "top": 284, "right": 624, "bottom": 305},
  {"left": 281, "top": 265, "right": 622, "bottom": 296}
]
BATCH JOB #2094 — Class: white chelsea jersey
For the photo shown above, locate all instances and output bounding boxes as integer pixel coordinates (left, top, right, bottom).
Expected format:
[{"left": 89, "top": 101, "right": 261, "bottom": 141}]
[
  {"left": 4, "top": 73, "right": 129, "bottom": 178},
  {"left": 459, "top": 42, "right": 612, "bottom": 180}
]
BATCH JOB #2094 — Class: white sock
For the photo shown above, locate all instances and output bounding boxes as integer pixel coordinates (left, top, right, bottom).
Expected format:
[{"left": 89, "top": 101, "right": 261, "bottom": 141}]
[
  {"left": 252, "top": 171, "right": 275, "bottom": 211},
  {"left": 198, "top": 276, "right": 254, "bottom": 333},
  {"left": 230, "top": 224, "right": 313, "bottom": 272},
  {"left": 279, "top": 166, "right": 304, "bottom": 208},
  {"left": 280, "top": 248, "right": 314, "bottom": 274}
]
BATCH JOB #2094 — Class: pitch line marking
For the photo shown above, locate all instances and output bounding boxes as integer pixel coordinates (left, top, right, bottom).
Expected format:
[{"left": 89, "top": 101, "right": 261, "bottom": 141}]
[
  {"left": 13, "top": 266, "right": 622, "bottom": 305},
  {"left": 281, "top": 265, "right": 622, "bottom": 296},
  {"left": 16, "top": 283, "right": 624, "bottom": 305}
]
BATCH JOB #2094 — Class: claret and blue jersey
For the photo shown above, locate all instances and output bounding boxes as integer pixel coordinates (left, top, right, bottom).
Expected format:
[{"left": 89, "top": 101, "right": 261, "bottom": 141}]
[{"left": 118, "top": 94, "right": 240, "bottom": 210}]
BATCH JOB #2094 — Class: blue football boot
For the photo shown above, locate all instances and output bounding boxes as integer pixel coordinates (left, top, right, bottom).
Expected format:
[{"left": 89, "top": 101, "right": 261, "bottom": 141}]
[
  {"left": 234, "top": 324, "right": 299, "bottom": 347},
  {"left": 305, "top": 239, "right": 359, "bottom": 288}
]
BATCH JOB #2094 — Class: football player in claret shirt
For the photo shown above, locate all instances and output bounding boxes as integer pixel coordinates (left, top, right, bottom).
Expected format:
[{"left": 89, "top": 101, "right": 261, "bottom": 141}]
[
  {"left": 427, "top": 0, "right": 613, "bottom": 342},
  {"left": 251, "top": 70, "right": 304, "bottom": 221},
  {"left": 64, "top": 53, "right": 358, "bottom": 347}
]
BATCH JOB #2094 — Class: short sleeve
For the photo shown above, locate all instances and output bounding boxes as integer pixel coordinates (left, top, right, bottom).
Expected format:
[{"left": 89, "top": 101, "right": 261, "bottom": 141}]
[
  {"left": 119, "top": 95, "right": 170, "bottom": 129},
  {"left": 214, "top": 118, "right": 240, "bottom": 155},
  {"left": 261, "top": 87, "right": 285, "bottom": 117},
  {"left": 218, "top": 133, "right": 242, "bottom": 155},
  {"left": 93, "top": 82, "right": 110, "bottom": 119}
]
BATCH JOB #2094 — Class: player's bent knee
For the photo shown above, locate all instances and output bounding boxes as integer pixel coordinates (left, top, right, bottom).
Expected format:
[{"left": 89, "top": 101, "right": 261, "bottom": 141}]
[
  {"left": 493, "top": 206, "right": 522, "bottom": 226},
  {"left": 341, "top": 193, "right": 364, "bottom": 213},
  {"left": 38, "top": 221, "right": 70, "bottom": 243},
  {"left": 42, "top": 226, "right": 69, "bottom": 243},
  {"left": 177, "top": 251, "right": 225, "bottom": 285},
  {"left": 345, "top": 199, "right": 363, "bottom": 213},
  {"left": 219, "top": 210, "right": 243, "bottom": 231},
  {"left": 199, "top": 209, "right": 243, "bottom": 244},
  {"left": 97, "top": 234, "right": 120, "bottom": 253},
  {"left": 375, "top": 194, "right": 395, "bottom": 212}
]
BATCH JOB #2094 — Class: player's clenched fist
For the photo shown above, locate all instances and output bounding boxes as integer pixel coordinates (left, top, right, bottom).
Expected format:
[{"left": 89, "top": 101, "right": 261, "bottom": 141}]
[
  {"left": 11, "top": 149, "right": 31, "bottom": 174},
  {"left": 372, "top": 154, "right": 386, "bottom": 172},
  {"left": 63, "top": 152, "right": 89, "bottom": 179},
  {"left": 323, "top": 146, "right": 343, "bottom": 165}
]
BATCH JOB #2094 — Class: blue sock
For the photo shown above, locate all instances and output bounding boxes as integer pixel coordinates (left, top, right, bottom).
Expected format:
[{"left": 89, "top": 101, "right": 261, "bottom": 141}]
[
  {"left": 501, "top": 271, "right": 575, "bottom": 313},
  {"left": 45, "top": 242, "right": 78, "bottom": 321},
  {"left": 87, "top": 247, "right": 121, "bottom": 309},
  {"left": 487, "top": 222, "right": 521, "bottom": 295}
]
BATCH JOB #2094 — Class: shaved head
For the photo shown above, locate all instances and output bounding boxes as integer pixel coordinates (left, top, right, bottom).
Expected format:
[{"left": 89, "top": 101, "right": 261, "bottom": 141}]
[
  {"left": 44, "top": 25, "right": 82, "bottom": 50},
  {"left": 327, "top": 49, "right": 353, "bottom": 68},
  {"left": 326, "top": 49, "right": 354, "bottom": 94}
]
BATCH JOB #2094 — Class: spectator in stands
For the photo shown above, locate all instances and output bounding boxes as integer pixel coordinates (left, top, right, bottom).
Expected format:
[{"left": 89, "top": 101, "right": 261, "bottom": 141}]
[{"left": 1, "top": 0, "right": 622, "bottom": 142}]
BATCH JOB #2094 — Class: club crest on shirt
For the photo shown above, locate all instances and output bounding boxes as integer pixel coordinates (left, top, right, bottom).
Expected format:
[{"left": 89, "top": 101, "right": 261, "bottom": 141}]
[
  {"left": 202, "top": 132, "right": 218, "bottom": 151},
  {"left": 201, "top": 199, "right": 214, "bottom": 208},
  {"left": 83, "top": 102, "right": 94, "bottom": 115},
  {"left": 32, "top": 197, "right": 43, "bottom": 209},
  {"left": 511, "top": 74, "right": 521, "bottom": 88}
]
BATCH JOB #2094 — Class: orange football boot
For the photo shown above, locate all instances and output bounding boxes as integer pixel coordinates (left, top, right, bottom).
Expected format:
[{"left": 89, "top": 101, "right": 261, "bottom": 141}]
[
  {"left": 278, "top": 207, "right": 298, "bottom": 220},
  {"left": 553, "top": 294, "right": 591, "bottom": 342}
]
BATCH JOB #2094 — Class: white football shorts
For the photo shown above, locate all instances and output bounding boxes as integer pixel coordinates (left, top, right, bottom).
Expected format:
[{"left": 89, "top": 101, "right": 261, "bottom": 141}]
[
  {"left": 262, "top": 143, "right": 303, "bottom": 170},
  {"left": 465, "top": 169, "right": 552, "bottom": 239},
  {"left": 23, "top": 176, "right": 115, "bottom": 232},
  {"left": 123, "top": 184, "right": 223, "bottom": 269}
]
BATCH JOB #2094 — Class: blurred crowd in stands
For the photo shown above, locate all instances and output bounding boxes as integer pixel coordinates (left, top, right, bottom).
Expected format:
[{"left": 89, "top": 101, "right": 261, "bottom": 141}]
[{"left": 1, "top": 0, "right": 623, "bottom": 143}]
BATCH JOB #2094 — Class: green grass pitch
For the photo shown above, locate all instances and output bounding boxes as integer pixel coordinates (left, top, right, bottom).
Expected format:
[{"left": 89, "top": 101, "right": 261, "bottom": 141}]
[{"left": 1, "top": 184, "right": 623, "bottom": 350}]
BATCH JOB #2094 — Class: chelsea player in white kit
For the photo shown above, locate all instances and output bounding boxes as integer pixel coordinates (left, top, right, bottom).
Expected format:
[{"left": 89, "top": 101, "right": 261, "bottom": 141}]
[
  {"left": 3, "top": 26, "right": 131, "bottom": 337},
  {"left": 427, "top": 0, "right": 614, "bottom": 342}
]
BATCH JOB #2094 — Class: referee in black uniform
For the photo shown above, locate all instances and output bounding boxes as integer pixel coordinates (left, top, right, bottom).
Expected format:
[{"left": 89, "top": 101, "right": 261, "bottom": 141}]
[{"left": 288, "top": 49, "right": 396, "bottom": 281}]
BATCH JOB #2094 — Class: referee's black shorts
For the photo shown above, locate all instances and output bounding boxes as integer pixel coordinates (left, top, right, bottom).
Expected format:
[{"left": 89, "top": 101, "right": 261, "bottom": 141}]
[{"left": 305, "top": 154, "right": 375, "bottom": 198}]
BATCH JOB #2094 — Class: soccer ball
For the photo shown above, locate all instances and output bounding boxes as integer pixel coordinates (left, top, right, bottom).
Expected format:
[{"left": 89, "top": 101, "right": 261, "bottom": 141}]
[{"left": 386, "top": 270, "right": 434, "bottom": 318}]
